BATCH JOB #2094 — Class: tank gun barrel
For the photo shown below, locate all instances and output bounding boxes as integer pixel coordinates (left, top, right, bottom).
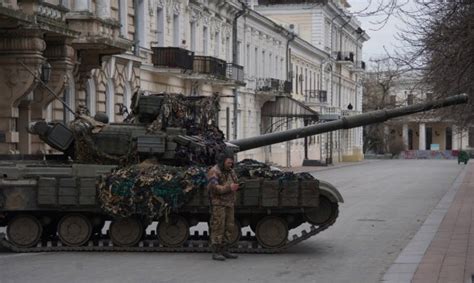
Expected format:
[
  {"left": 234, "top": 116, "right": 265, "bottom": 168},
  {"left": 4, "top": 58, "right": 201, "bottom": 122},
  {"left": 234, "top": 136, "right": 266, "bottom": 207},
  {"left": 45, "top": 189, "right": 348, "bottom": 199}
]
[{"left": 230, "top": 94, "right": 468, "bottom": 152}]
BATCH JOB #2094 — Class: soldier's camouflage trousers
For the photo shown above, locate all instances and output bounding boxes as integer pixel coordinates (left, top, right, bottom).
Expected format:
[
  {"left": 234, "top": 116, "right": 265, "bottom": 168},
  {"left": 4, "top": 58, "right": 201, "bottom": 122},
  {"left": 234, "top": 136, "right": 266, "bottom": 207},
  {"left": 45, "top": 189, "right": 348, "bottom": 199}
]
[{"left": 210, "top": 205, "right": 234, "bottom": 250}]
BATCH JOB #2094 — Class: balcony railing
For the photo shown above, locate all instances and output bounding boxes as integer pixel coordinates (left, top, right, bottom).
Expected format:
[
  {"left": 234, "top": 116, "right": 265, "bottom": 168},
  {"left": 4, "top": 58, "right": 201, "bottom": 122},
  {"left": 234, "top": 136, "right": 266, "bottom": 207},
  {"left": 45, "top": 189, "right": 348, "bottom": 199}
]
[
  {"left": 334, "top": 51, "right": 354, "bottom": 62},
  {"left": 256, "top": 78, "right": 292, "bottom": 94},
  {"left": 226, "top": 63, "right": 244, "bottom": 83},
  {"left": 305, "top": 90, "right": 328, "bottom": 104},
  {"left": 152, "top": 47, "right": 194, "bottom": 70},
  {"left": 193, "top": 56, "right": 227, "bottom": 79}
]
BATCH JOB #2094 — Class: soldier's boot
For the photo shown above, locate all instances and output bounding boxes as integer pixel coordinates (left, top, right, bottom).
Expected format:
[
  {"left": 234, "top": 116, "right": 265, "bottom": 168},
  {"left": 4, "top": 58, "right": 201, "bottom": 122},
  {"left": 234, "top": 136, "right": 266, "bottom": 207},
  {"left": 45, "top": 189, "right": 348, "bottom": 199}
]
[
  {"left": 221, "top": 251, "right": 238, "bottom": 259},
  {"left": 211, "top": 245, "right": 226, "bottom": 261},
  {"left": 221, "top": 245, "right": 238, "bottom": 259},
  {"left": 212, "top": 253, "right": 226, "bottom": 261}
]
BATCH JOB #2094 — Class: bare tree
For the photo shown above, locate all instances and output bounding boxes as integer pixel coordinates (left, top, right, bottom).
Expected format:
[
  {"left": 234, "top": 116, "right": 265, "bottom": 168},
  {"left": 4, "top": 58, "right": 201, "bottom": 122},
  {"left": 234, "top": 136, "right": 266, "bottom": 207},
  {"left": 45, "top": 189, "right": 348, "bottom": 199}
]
[{"left": 362, "top": 57, "right": 403, "bottom": 154}]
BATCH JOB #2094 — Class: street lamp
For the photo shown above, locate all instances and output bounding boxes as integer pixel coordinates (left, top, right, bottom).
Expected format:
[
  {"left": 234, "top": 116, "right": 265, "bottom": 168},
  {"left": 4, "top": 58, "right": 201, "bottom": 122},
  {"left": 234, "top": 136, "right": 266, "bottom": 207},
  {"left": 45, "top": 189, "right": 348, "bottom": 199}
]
[{"left": 41, "top": 62, "right": 52, "bottom": 84}]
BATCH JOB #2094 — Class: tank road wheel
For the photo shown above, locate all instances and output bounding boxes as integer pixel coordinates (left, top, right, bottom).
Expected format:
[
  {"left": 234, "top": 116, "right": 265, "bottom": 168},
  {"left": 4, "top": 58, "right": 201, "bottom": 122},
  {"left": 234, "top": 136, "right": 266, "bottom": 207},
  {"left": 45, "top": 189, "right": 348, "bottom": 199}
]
[
  {"left": 109, "top": 217, "right": 143, "bottom": 247},
  {"left": 304, "top": 196, "right": 338, "bottom": 226},
  {"left": 255, "top": 216, "right": 288, "bottom": 249},
  {"left": 157, "top": 215, "right": 189, "bottom": 247},
  {"left": 57, "top": 214, "right": 92, "bottom": 247},
  {"left": 7, "top": 215, "right": 43, "bottom": 248},
  {"left": 228, "top": 220, "right": 242, "bottom": 247}
]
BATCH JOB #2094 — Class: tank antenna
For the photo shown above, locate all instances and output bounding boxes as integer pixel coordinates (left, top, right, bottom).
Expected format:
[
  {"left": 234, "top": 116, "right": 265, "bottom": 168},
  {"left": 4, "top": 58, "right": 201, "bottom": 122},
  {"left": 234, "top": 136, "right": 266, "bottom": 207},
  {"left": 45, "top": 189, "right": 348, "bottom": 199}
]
[{"left": 18, "top": 60, "right": 77, "bottom": 118}]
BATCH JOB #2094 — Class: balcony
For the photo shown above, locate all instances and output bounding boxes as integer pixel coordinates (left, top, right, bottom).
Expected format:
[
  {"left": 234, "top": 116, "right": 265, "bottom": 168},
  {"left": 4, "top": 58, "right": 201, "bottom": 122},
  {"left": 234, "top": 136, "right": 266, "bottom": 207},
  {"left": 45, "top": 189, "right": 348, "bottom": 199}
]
[
  {"left": 226, "top": 63, "right": 245, "bottom": 85},
  {"left": 334, "top": 51, "right": 354, "bottom": 64},
  {"left": 351, "top": 60, "right": 366, "bottom": 72},
  {"left": 152, "top": 47, "right": 194, "bottom": 70},
  {"left": 67, "top": 13, "right": 132, "bottom": 56},
  {"left": 193, "top": 56, "right": 227, "bottom": 80},
  {"left": 319, "top": 106, "right": 341, "bottom": 121},
  {"left": 305, "top": 90, "right": 328, "bottom": 105},
  {"left": 255, "top": 78, "right": 292, "bottom": 96}
]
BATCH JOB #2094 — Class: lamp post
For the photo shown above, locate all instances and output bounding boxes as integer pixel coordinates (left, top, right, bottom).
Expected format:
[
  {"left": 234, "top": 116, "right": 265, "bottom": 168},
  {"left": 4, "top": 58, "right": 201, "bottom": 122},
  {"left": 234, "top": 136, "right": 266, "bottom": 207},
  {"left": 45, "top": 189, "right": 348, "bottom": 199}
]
[{"left": 41, "top": 62, "right": 52, "bottom": 84}]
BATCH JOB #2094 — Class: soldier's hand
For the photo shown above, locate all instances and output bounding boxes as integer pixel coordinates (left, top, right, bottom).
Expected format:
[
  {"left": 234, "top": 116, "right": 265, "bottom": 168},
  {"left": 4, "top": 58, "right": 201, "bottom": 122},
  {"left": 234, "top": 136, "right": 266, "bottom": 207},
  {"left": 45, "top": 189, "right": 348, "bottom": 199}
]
[{"left": 230, "top": 183, "right": 239, "bottom": 191}]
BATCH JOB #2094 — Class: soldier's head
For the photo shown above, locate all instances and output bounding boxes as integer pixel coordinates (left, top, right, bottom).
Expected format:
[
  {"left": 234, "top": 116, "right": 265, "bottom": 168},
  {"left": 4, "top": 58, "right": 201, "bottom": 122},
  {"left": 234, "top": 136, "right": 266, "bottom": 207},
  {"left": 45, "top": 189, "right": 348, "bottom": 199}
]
[{"left": 217, "top": 153, "right": 234, "bottom": 171}]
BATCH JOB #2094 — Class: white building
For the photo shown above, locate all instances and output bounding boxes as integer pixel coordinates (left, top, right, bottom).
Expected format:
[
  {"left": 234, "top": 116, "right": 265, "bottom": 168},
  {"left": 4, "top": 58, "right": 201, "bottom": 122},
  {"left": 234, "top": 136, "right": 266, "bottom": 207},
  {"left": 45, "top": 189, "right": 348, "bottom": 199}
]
[
  {"left": 382, "top": 73, "right": 468, "bottom": 158},
  {"left": 16, "top": 0, "right": 368, "bottom": 167},
  {"left": 254, "top": 0, "right": 369, "bottom": 163}
]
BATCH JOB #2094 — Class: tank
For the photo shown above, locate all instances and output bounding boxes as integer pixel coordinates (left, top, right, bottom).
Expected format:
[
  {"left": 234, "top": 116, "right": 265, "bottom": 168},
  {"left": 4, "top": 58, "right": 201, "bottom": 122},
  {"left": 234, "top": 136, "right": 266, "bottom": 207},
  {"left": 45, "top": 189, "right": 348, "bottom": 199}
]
[{"left": 0, "top": 93, "right": 467, "bottom": 252}]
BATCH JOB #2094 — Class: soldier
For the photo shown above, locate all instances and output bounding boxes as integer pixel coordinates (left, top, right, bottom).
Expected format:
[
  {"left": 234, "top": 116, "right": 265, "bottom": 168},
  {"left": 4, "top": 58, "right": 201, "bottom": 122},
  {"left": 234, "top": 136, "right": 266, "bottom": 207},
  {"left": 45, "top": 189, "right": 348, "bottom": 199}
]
[{"left": 208, "top": 153, "right": 239, "bottom": 261}]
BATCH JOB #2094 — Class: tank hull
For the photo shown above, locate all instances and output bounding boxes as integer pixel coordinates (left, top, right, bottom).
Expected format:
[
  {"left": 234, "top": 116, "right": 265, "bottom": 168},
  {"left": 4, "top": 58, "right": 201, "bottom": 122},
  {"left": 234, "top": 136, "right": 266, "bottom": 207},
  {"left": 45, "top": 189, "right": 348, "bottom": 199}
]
[{"left": 0, "top": 161, "right": 340, "bottom": 252}]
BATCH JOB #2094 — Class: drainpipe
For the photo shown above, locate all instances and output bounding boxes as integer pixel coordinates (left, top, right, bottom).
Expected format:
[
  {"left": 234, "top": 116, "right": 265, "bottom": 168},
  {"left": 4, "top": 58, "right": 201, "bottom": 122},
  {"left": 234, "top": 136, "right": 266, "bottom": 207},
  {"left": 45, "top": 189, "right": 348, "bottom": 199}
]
[
  {"left": 285, "top": 32, "right": 296, "bottom": 82},
  {"left": 232, "top": 1, "right": 247, "bottom": 140},
  {"left": 285, "top": 31, "right": 296, "bottom": 167}
]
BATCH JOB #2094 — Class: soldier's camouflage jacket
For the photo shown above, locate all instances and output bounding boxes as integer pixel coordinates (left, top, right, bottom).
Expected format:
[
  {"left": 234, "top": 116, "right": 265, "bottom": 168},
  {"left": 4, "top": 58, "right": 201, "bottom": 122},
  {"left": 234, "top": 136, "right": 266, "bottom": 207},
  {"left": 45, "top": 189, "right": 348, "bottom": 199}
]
[{"left": 207, "top": 165, "right": 238, "bottom": 207}]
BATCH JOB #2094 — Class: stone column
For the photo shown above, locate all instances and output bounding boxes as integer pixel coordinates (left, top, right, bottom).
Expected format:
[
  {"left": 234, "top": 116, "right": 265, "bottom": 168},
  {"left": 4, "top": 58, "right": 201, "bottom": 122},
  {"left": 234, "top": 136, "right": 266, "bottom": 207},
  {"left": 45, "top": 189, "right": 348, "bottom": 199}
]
[
  {"left": 73, "top": 0, "right": 90, "bottom": 11},
  {"left": 402, "top": 123, "right": 409, "bottom": 149},
  {"left": 419, "top": 123, "right": 426, "bottom": 150},
  {"left": 0, "top": 30, "right": 46, "bottom": 153},
  {"left": 96, "top": 0, "right": 111, "bottom": 19},
  {"left": 29, "top": 41, "right": 75, "bottom": 153}
]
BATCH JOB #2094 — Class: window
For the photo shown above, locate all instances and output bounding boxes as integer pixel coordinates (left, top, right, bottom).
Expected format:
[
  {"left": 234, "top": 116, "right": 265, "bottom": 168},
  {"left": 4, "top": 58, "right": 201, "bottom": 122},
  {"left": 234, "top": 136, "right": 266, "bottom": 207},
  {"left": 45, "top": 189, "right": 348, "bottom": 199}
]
[
  {"left": 226, "top": 37, "right": 231, "bottom": 62},
  {"left": 446, "top": 127, "right": 452, "bottom": 150},
  {"left": 215, "top": 32, "right": 220, "bottom": 57},
  {"left": 106, "top": 79, "right": 115, "bottom": 122},
  {"left": 203, "top": 26, "right": 208, "bottom": 55},
  {"left": 246, "top": 44, "right": 250, "bottom": 76},
  {"left": 173, "top": 14, "right": 180, "bottom": 46},
  {"left": 156, "top": 7, "right": 164, "bottom": 47},
  {"left": 119, "top": 0, "right": 127, "bottom": 36},
  {"left": 85, "top": 78, "right": 96, "bottom": 116},
  {"left": 190, "top": 21, "right": 196, "bottom": 51},
  {"left": 295, "top": 66, "right": 298, "bottom": 94},
  {"left": 254, "top": 47, "right": 258, "bottom": 77},
  {"left": 407, "top": 94, "right": 414, "bottom": 105},
  {"left": 136, "top": 0, "right": 146, "bottom": 48}
]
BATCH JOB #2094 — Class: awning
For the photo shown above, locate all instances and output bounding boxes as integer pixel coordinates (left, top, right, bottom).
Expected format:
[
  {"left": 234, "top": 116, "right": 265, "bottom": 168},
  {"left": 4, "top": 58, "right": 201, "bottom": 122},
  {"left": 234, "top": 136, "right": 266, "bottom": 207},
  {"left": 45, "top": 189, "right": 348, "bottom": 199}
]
[{"left": 261, "top": 96, "right": 319, "bottom": 119}]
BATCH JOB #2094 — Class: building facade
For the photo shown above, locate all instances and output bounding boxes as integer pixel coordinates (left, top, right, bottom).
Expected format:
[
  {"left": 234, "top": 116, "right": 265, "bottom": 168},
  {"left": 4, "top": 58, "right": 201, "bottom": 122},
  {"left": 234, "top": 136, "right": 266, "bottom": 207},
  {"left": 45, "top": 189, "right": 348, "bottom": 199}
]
[
  {"left": 0, "top": 0, "right": 368, "bottom": 167},
  {"left": 377, "top": 73, "right": 468, "bottom": 158},
  {"left": 255, "top": 0, "right": 369, "bottom": 163}
]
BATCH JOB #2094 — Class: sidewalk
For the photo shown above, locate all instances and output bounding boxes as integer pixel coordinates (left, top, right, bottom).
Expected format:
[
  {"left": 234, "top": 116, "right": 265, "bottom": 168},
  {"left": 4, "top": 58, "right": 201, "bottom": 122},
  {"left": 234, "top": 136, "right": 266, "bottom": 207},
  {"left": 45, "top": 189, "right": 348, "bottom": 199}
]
[{"left": 382, "top": 163, "right": 474, "bottom": 283}]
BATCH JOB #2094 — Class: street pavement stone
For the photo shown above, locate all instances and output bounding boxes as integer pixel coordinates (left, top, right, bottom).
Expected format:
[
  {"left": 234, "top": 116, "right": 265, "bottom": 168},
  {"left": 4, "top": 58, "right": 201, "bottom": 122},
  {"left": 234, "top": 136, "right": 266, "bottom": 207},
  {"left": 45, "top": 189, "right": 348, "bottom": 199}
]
[{"left": 383, "top": 163, "right": 474, "bottom": 283}]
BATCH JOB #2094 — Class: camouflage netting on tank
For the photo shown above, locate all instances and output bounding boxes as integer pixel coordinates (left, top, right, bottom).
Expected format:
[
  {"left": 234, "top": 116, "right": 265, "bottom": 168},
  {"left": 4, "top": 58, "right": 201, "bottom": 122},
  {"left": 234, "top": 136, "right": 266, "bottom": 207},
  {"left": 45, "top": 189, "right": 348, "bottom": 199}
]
[
  {"left": 70, "top": 93, "right": 226, "bottom": 166},
  {"left": 69, "top": 115, "right": 134, "bottom": 165},
  {"left": 235, "top": 159, "right": 315, "bottom": 181},
  {"left": 98, "top": 159, "right": 313, "bottom": 220},
  {"left": 98, "top": 161, "right": 208, "bottom": 220}
]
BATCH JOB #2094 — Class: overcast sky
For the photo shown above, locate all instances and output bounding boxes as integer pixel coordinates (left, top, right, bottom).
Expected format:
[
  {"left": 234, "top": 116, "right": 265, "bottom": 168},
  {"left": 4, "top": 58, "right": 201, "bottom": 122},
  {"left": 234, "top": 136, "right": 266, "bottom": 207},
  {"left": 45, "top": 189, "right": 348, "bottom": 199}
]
[{"left": 349, "top": 0, "right": 409, "bottom": 60}]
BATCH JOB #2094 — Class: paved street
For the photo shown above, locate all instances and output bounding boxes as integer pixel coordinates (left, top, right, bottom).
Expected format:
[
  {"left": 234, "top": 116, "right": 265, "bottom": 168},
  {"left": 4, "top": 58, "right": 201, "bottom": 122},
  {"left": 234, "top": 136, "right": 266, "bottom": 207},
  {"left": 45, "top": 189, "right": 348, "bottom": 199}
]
[{"left": 0, "top": 160, "right": 464, "bottom": 283}]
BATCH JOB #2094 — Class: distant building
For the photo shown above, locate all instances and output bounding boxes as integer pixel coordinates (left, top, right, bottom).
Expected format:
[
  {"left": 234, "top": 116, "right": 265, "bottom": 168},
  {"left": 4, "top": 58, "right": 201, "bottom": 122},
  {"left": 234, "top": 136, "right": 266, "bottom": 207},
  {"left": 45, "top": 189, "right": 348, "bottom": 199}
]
[
  {"left": 254, "top": 0, "right": 369, "bottom": 163},
  {"left": 374, "top": 72, "right": 468, "bottom": 158}
]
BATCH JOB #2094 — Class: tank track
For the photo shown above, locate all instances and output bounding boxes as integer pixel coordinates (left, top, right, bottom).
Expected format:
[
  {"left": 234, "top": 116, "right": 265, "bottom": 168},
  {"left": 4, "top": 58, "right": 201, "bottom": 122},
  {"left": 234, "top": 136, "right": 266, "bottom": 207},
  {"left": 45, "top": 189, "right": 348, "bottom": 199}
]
[{"left": 0, "top": 206, "right": 338, "bottom": 254}]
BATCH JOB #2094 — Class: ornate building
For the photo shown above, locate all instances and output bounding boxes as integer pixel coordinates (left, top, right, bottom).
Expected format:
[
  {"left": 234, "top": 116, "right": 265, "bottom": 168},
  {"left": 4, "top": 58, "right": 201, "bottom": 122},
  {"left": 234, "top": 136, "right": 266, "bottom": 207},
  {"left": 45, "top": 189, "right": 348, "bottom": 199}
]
[{"left": 0, "top": 0, "right": 368, "bottom": 167}]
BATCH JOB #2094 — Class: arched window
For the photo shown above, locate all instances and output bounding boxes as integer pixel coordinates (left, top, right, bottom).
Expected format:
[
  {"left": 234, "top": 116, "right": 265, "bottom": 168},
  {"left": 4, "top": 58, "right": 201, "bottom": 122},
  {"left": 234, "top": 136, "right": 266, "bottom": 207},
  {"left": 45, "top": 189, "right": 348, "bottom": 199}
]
[
  {"left": 123, "top": 81, "right": 132, "bottom": 113},
  {"left": 85, "top": 78, "right": 97, "bottom": 116},
  {"left": 106, "top": 79, "right": 115, "bottom": 122}
]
